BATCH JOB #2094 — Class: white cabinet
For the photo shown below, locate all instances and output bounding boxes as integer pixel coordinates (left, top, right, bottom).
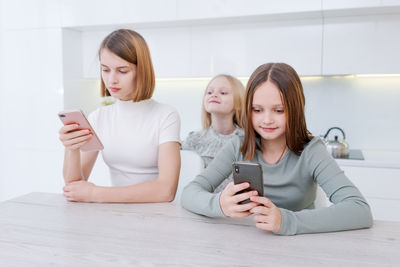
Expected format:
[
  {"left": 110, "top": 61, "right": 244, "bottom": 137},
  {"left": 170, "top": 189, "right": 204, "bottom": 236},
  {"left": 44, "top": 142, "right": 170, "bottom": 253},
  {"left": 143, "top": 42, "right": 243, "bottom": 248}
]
[
  {"left": 191, "top": 20, "right": 322, "bottom": 77},
  {"left": 0, "top": 0, "right": 61, "bottom": 30},
  {"left": 322, "top": 14, "right": 400, "bottom": 75},
  {"left": 61, "top": 0, "right": 178, "bottom": 28},
  {"left": 176, "top": 0, "right": 321, "bottom": 20},
  {"left": 341, "top": 166, "right": 400, "bottom": 221},
  {"left": 79, "top": 19, "right": 323, "bottom": 78},
  {"left": 323, "top": 0, "right": 400, "bottom": 10}
]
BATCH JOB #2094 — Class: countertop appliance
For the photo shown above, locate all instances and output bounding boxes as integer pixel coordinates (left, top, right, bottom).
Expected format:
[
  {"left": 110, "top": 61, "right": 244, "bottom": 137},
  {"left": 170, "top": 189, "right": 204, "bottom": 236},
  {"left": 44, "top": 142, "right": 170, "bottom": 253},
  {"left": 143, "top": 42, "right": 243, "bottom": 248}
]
[{"left": 322, "top": 127, "right": 364, "bottom": 160}]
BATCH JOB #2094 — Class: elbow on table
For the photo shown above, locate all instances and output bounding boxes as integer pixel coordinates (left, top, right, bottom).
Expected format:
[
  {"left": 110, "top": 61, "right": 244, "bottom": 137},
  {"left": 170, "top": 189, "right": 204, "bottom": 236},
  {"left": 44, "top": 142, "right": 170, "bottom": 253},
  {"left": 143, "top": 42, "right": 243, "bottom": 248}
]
[
  {"left": 180, "top": 182, "right": 196, "bottom": 210},
  {"left": 364, "top": 205, "right": 374, "bottom": 228},
  {"left": 158, "top": 185, "right": 177, "bottom": 203},
  {"left": 356, "top": 200, "right": 374, "bottom": 229}
]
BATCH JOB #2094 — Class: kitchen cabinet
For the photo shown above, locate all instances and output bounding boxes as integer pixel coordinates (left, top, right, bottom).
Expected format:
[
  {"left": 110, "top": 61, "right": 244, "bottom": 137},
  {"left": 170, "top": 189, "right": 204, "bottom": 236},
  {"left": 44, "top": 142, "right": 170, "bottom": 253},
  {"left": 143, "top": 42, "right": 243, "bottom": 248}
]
[
  {"left": 190, "top": 20, "right": 322, "bottom": 77},
  {"left": 340, "top": 166, "right": 400, "bottom": 221},
  {"left": 322, "top": 0, "right": 400, "bottom": 10},
  {"left": 322, "top": 14, "right": 400, "bottom": 75},
  {"left": 79, "top": 19, "right": 323, "bottom": 78}
]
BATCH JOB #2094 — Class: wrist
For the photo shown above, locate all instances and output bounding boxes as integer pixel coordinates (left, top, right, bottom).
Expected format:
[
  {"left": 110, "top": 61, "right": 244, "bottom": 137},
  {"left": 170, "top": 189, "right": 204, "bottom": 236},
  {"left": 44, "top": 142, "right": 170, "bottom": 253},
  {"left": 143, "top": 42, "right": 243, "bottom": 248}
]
[
  {"left": 91, "top": 185, "right": 103, "bottom": 202},
  {"left": 218, "top": 192, "right": 228, "bottom": 217}
]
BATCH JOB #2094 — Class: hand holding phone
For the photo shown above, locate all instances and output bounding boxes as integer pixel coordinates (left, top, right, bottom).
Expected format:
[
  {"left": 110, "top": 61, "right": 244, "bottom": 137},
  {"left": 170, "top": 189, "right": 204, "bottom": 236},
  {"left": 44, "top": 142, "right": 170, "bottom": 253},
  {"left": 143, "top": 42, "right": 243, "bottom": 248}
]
[
  {"left": 58, "top": 110, "right": 104, "bottom": 152},
  {"left": 219, "top": 181, "right": 259, "bottom": 218},
  {"left": 232, "top": 162, "right": 264, "bottom": 204}
]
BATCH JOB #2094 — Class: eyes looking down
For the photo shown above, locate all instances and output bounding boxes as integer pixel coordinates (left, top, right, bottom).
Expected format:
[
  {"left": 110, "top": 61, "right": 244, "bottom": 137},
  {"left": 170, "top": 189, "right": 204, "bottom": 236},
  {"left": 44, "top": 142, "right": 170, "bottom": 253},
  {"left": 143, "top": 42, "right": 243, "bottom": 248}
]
[
  {"left": 100, "top": 48, "right": 137, "bottom": 101},
  {"left": 251, "top": 80, "right": 286, "bottom": 141}
]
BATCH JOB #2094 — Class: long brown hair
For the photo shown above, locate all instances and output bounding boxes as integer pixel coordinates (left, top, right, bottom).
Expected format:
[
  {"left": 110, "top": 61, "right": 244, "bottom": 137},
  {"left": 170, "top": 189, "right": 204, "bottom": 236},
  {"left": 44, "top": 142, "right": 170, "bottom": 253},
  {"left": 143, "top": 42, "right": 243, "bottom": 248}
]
[
  {"left": 202, "top": 74, "right": 245, "bottom": 129},
  {"left": 99, "top": 29, "right": 155, "bottom": 102},
  {"left": 240, "top": 63, "right": 312, "bottom": 160}
]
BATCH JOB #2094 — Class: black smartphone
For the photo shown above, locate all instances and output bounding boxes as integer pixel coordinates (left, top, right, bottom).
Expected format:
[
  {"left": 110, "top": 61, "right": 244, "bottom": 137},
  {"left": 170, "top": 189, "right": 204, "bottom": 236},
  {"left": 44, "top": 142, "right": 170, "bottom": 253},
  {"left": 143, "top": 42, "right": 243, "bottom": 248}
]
[{"left": 232, "top": 161, "right": 264, "bottom": 204}]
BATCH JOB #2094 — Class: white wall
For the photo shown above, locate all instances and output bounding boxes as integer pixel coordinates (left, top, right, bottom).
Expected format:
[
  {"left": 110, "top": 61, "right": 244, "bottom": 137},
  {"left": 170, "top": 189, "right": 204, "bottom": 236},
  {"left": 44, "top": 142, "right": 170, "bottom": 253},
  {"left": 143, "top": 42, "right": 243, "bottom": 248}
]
[
  {"left": 0, "top": 0, "right": 65, "bottom": 201},
  {"left": 0, "top": 0, "right": 5, "bottom": 198}
]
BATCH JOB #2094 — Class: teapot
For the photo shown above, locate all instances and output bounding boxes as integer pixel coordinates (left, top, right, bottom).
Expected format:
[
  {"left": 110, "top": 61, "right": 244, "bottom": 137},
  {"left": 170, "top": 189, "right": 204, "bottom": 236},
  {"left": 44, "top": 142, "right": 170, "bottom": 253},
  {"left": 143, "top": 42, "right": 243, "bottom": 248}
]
[{"left": 322, "top": 127, "right": 349, "bottom": 158}]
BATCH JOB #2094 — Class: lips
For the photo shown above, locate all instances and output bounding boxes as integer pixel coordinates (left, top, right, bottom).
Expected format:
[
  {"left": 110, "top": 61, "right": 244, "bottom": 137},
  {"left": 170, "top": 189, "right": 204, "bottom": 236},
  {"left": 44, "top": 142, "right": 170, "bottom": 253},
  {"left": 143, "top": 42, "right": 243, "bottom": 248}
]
[
  {"left": 110, "top": 87, "right": 121, "bottom": 93},
  {"left": 261, "top": 127, "right": 277, "bottom": 133},
  {"left": 209, "top": 100, "right": 220, "bottom": 104}
]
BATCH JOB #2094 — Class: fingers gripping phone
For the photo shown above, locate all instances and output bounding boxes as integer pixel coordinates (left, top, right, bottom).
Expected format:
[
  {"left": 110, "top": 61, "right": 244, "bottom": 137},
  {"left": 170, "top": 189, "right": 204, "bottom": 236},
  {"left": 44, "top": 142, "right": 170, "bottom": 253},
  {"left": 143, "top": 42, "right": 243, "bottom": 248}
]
[
  {"left": 232, "top": 162, "right": 264, "bottom": 204},
  {"left": 58, "top": 110, "right": 104, "bottom": 152}
]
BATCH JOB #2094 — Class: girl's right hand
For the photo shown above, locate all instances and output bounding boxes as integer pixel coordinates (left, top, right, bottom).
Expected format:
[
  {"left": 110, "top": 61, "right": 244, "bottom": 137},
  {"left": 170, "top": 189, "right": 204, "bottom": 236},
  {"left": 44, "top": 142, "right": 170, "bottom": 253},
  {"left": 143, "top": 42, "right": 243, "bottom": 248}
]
[
  {"left": 58, "top": 124, "right": 92, "bottom": 151},
  {"left": 219, "top": 182, "right": 259, "bottom": 218}
]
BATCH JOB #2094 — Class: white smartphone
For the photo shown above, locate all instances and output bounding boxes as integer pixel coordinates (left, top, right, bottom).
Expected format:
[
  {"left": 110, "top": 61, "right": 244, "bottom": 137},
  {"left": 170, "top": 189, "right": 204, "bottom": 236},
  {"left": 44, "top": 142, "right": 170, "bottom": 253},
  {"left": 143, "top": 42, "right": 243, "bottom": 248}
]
[
  {"left": 58, "top": 109, "right": 104, "bottom": 152},
  {"left": 232, "top": 161, "right": 264, "bottom": 204}
]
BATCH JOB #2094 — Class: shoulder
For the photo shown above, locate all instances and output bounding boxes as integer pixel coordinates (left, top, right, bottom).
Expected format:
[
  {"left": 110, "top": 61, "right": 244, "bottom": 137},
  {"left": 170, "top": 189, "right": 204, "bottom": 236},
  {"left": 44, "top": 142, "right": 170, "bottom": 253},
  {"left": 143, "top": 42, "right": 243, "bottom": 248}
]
[
  {"left": 181, "top": 128, "right": 209, "bottom": 148},
  {"left": 88, "top": 104, "right": 114, "bottom": 123},
  {"left": 302, "top": 137, "right": 329, "bottom": 157},
  {"left": 235, "top": 127, "right": 244, "bottom": 137},
  {"left": 229, "top": 134, "right": 243, "bottom": 152},
  {"left": 150, "top": 100, "right": 179, "bottom": 115},
  {"left": 185, "top": 129, "right": 207, "bottom": 140},
  {"left": 300, "top": 136, "right": 335, "bottom": 170}
]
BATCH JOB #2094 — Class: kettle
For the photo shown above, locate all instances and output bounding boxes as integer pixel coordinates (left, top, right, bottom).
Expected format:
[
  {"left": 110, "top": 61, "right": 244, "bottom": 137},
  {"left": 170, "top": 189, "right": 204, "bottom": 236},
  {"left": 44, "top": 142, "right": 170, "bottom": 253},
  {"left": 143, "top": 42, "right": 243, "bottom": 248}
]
[{"left": 322, "top": 127, "right": 349, "bottom": 158}]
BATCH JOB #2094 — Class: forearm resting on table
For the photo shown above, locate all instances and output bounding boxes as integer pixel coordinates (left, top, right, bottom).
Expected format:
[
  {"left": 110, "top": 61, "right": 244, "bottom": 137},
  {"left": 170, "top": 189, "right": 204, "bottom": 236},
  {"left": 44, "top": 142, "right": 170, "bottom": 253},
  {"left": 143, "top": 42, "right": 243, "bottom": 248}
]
[
  {"left": 92, "top": 179, "right": 177, "bottom": 203},
  {"left": 63, "top": 149, "right": 85, "bottom": 183}
]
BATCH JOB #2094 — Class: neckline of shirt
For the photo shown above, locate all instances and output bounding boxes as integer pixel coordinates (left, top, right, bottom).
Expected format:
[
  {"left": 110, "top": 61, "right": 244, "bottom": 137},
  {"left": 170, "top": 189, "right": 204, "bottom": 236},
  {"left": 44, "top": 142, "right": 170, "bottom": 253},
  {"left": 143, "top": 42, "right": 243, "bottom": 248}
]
[
  {"left": 115, "top": 98, "right": 154, "bottom": 114},
  {"left": 209, "top": 125, "right": 241, "bottom": 138}
]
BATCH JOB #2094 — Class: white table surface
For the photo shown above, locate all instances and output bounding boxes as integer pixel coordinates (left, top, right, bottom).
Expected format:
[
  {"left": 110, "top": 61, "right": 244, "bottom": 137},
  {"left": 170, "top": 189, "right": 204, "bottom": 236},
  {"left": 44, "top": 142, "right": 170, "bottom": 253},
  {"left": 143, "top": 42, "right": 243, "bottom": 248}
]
[{"left": 0, "top": 192, "right": 399, "bottom": 266}]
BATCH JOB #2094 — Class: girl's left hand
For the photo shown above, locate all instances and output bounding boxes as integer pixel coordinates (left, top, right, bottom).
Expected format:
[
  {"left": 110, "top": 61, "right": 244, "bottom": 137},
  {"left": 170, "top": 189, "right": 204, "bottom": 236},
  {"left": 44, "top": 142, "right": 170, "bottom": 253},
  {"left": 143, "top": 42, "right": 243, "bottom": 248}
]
[
  {"left": 63, "top": 181, "right": 97, "bottom": 202},
  {"left": 249, "top": 196, "right": 282, "bottom": 233}
]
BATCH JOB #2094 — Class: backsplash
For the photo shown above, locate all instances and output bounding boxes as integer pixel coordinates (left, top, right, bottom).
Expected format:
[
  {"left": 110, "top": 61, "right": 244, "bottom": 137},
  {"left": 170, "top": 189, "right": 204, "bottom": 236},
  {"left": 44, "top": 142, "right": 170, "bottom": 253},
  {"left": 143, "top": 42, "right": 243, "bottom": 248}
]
[{"left": 65, "top": 75, "right": 400, "bottom": 151}]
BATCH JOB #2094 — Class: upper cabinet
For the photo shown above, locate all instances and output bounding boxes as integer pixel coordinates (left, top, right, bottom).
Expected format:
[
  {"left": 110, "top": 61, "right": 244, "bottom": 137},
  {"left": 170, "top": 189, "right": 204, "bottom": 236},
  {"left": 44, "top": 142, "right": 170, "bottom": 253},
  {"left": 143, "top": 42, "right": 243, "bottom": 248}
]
[
  {"left": 322, "top": 14, "right": 400, "bottom": 75},
  {"left": 60, "top": 0, "right": 400, "bottom": 78}
]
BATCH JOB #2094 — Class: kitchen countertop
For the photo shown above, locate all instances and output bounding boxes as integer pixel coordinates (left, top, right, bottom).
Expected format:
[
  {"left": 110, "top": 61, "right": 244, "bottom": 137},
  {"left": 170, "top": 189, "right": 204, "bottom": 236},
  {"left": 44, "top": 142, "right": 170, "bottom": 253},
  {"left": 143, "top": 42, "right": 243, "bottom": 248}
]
[
  {"left": 335, "top": 149, "right": 400, "bottom": 169},
  {"left": 0, "top": 192, "right": 399, "bottom": 266}
]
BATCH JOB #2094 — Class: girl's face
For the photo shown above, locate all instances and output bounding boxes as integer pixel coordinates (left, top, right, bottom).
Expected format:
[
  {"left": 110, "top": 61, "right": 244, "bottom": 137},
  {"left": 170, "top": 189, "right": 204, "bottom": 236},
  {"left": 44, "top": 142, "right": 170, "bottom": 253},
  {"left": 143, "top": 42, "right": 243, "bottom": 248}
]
[
  {"left": 251, "top": 80, "right": 286, "bottom": 144},
  {"left": 203, "top": 77, "right": 234, "bottom": 116},
  {"left": 100, "top": 48, "right": 137, "bottom": 101}
]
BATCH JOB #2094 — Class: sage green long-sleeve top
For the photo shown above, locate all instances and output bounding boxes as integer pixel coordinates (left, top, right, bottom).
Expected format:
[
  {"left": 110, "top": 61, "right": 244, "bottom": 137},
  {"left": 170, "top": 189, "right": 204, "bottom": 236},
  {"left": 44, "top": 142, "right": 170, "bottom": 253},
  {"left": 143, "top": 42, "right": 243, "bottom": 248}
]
[{"left": 181, "top": 136, "right": 373, "bottom": 235}]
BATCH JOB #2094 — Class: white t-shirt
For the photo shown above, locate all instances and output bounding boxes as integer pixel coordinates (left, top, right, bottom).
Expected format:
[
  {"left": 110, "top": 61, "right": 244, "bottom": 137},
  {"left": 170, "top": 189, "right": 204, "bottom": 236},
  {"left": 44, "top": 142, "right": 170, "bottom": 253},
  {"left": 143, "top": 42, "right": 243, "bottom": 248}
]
[{"left": 88, "top": 99, "right": 181, "bottom": 186}]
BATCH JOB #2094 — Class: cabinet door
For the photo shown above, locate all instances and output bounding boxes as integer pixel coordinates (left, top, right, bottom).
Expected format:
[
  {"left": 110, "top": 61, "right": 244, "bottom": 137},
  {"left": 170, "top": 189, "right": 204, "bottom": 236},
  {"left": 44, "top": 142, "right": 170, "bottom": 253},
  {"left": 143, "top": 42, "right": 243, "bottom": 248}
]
[
  {"left": 341, "top": 166, "right": 400, "bottom": 221},
  {"left": 323, "top": 14, "right": 400, "bottom": 75},
  {"left": 191, "top": 20, "right": 323, "bottom": 77}
]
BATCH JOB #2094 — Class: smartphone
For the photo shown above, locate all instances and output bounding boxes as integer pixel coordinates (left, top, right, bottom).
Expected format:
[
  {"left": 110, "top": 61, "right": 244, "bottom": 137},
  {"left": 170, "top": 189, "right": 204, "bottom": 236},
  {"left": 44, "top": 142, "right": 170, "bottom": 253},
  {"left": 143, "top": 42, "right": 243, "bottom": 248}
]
[
  {"left": 232, "top": 161, "right": 264, "bottom": 204},
  {"left": 58, "top": 109, "right": 104, "bottom": 152}
]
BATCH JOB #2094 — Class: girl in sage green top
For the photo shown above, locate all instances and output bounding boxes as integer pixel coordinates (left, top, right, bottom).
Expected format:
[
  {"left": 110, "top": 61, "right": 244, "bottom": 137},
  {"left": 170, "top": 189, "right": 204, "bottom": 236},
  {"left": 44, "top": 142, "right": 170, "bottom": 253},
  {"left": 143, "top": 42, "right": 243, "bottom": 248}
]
[{"left": 181, "top": 63, "right": 373, "bottom": 236}]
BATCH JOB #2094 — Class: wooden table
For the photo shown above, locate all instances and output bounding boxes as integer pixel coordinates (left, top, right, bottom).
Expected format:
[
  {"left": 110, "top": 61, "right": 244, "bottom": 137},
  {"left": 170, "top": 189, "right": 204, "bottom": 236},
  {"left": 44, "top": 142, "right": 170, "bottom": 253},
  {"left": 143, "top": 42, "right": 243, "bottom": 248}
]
[{"left": 0, "top": 193, "right": 399, "bottom": 266}]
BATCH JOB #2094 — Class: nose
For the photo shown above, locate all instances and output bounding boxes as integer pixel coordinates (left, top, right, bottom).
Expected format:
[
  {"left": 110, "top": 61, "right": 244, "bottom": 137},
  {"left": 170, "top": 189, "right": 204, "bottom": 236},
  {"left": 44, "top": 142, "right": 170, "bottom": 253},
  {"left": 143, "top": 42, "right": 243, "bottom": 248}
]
[
  {"left": 109, "top": 71, "right": 118, "bottom": 85},
  {"left": 262, "top": 112, "right": 274, "bottom": 125}
]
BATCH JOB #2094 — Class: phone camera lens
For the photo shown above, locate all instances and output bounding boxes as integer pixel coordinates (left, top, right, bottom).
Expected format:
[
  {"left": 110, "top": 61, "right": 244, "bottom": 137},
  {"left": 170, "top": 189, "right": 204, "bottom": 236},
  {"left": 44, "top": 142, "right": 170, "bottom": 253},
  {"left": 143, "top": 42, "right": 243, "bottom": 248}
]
[{"left": 235, "top": 166, "right": 239, "bottom": 173}]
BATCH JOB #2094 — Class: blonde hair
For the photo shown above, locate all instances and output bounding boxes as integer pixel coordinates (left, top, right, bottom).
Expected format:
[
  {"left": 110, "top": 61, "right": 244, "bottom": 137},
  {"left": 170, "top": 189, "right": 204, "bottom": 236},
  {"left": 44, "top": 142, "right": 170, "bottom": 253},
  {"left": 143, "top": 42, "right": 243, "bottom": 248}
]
[
  {"left": 99, "top": 29, "right": 155, "bottom": 102},
  {"left": 201, "top": 74, "right": 245, "bottom": 129}
]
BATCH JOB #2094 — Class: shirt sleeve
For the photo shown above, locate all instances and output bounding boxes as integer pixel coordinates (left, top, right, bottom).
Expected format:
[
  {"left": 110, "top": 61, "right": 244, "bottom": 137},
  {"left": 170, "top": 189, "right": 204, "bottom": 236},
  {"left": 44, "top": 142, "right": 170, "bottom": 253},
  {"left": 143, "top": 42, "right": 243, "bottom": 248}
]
[
  {"left": 159, "top": 107, "right": 181, "bottom": 145},
  {"left": 277, "top": 139, "right": 373, "bottom": 235},
  {"left": 181, "top": 136, "right": 241, "bottom": 217},
  {"left": 181, "top": 131, "right": 196, "bottom": 150}
]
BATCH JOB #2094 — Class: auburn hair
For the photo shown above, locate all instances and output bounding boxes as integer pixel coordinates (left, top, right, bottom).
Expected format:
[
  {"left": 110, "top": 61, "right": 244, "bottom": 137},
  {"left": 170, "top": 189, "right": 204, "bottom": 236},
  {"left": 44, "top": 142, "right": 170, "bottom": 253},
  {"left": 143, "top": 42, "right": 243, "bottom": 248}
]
[
  {"left": 98, "top": 29, "right": 155, "bottom": 102},
  {"left": 240, "top": 63, "right": 312, "bottom": 160},
  {"left": 201, "top": 74, "right": 245, "bottom": 129}
]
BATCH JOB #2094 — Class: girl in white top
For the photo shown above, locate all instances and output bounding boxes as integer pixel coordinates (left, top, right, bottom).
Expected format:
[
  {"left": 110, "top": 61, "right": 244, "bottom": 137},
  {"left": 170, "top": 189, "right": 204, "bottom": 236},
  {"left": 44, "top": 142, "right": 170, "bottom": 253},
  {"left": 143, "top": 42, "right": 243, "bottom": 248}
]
[
  {"left": 59, "top": 29, "right": 181, "bottom": 203},
  {"left": 181, "top": 75, "right": 245, "bottom": 191}
]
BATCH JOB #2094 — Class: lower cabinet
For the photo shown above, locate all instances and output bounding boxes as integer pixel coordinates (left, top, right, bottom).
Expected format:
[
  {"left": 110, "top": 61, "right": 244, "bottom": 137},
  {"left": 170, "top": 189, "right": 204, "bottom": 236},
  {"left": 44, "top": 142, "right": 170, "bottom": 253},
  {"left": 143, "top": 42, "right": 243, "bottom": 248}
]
[{"left": 340, "top": 166, "right": 400, "bottom": 221}]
